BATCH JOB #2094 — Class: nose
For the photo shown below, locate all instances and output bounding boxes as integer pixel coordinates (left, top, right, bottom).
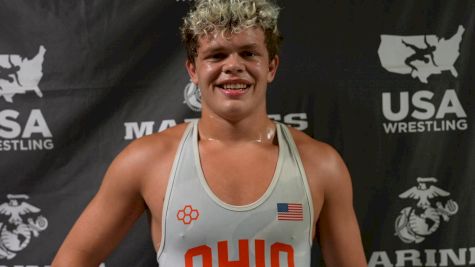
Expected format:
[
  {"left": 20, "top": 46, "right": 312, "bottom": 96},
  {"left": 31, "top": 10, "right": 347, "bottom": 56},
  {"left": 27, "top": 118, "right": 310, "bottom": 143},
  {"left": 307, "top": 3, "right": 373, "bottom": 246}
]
[{"left": 222, "top": 53, "right": 244, "bottom": 74}]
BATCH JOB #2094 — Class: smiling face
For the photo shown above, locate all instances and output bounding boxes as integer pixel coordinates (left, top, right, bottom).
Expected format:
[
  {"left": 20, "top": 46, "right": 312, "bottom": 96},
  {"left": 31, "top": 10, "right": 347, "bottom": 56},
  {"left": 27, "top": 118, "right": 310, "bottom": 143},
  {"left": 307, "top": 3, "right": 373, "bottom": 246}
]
[{"left": 186, "top": 27, "right": 279, "bottom": 122}]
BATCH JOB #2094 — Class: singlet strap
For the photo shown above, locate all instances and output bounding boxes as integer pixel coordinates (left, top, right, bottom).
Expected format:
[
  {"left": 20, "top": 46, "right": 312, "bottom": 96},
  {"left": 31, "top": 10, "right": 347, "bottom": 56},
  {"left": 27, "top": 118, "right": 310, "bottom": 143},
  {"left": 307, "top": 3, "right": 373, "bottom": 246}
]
[
  {"left": 279, "top": 124, "right": 315, "bottom": 245},
  {"left": 156, "top": 122, "right": 195, "bottom": 258}
]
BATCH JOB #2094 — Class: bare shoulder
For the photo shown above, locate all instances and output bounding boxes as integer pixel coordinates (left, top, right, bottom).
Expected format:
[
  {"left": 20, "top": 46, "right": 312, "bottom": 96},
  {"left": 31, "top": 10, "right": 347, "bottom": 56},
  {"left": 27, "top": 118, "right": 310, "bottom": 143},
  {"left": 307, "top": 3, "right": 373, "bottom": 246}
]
[
  {"left": 120, "top": 123, "right": 189, "bottom": 163},
  {"left": 286, "top": 127, "right": 351, "bottom": 193},
  {"left": 287, "top": 128, "right": 346, "bottom": 174},
  {"left": 104, "top": 123, "right": 190, "bottom": 189}
]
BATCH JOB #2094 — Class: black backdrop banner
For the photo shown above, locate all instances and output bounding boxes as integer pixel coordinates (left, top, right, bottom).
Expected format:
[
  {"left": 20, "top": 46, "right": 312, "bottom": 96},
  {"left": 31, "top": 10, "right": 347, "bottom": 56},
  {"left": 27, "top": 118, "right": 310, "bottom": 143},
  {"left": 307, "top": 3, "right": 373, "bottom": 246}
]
[{"left": 0, "top": 0, "right": 474, "bottom": 266}]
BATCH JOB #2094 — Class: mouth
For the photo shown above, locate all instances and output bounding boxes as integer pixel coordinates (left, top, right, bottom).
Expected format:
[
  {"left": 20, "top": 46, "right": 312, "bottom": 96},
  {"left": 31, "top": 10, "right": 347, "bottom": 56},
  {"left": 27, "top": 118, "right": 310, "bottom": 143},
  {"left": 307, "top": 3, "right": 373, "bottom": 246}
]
[{"left": 216, "top": 82, "right": 252, "bottom": 97}]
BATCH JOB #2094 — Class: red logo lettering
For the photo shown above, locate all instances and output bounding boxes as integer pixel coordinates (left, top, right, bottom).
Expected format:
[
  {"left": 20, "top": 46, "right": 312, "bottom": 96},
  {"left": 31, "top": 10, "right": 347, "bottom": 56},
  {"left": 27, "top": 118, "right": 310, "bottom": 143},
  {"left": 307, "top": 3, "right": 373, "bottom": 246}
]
[
  {"left": 255, "top": 240, "right": 265, "bottom": 267},
  {"left": 184, "top": 240, "right": 295, "bottom": 266},
  {"left": 218, "top": 240, "right": 250, "bottom": 266},
  {"left": 185, "top": 245, "right": 212, "bottom": 267},
  {"left": 271, "top": 243, "right": 295, "bottom": 267}
]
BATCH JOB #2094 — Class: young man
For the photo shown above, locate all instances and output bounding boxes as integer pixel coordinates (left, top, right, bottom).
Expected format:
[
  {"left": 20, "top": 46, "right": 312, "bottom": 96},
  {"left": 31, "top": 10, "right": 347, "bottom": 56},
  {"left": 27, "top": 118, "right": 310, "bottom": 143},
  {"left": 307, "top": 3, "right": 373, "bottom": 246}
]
[{"left": 52, "top": 0, "right": 367, "bottom": 266}]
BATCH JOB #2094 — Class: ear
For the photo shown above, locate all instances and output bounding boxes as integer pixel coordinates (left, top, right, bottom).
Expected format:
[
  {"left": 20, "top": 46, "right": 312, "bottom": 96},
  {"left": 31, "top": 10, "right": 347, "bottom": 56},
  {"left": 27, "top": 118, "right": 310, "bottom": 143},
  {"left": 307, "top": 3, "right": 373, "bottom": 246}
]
[
  {"left": 267, "top": 55, "right": 279, "bottom": 83},
  {"left": 185, "top": 59, "right": 199, "bottom": 84}
]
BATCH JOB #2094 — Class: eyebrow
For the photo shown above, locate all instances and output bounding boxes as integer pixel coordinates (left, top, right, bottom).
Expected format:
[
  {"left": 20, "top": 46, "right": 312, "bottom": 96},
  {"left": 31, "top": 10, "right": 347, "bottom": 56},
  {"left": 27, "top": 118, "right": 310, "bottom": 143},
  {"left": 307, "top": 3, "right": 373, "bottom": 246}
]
[
  {"left": 239, "top": 44, "right": 259, "bottom": 50},
  {"left": 201, "top": 43, "right": 260, "bottom": 55}
]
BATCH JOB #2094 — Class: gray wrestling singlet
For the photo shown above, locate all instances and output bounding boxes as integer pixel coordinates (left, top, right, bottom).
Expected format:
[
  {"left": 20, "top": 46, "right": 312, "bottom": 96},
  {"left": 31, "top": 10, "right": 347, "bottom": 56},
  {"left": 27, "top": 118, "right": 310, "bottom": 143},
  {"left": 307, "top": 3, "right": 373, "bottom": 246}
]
[{"left": 157, "top": 120, "right": 314, "bottom": 266}]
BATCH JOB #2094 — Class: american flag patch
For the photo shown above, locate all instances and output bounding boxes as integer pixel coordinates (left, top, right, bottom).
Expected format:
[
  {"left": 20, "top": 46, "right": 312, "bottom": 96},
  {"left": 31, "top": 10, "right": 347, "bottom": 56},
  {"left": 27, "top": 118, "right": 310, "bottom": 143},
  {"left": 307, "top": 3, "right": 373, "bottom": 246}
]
[{"left": 277, "top": 203, "right": 303, "bottom": 221}]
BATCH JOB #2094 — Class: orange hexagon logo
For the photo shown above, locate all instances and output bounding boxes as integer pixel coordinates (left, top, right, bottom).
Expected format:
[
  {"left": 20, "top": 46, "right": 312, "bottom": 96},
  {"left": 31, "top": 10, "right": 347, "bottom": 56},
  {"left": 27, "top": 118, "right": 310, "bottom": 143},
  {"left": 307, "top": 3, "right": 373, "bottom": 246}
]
[{"left": 177, "top": 205, "right": 200, "bottom": 225}]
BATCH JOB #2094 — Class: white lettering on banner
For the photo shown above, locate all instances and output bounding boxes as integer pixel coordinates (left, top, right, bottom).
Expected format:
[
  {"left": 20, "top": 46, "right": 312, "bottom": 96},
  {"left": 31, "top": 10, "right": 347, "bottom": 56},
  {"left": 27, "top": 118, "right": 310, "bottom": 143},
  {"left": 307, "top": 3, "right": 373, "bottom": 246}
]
[
  {"left": 123, "top": 119, "right": 198, "bottom": 140},
  {"left": 0, "top": 139, "right": 53, "bottom": 151},
  {"left": 158, "top": 119, "right": 179, "bottom": 132},
  {"left": 0, "top": 109, "right": 52, "bottom": 138},
  {"left": 123, "top": 113, "right": 308, "bottom": 140},
  {"left": 381, "top": 90, "right": 468, "bottom": 134},
  {"left": 0, "top": 109, "right": 21, "bottom": 138},
  {"left": 368, "top": 247, "right": 475, "bottom": 267},
  {"left": 382, "top": 90, "right": 466, "bottom": 121},
  {"left": 124, "top": 121, "right": 154, "bottom": 140},
  {"left": 382, "top": 119, "right": 468, "bottom": 133},
  {"left": 0, "top": 109, "right": 54, "bottom": 151},
  {"left": 268, "top": 113, "right": 309, "bottom": 130},
  {"left": 22, "top": 109, "right": 52, "bottom": 138},
  {"left": 395, "top": 250, "right": 423, "bottom": 266}
]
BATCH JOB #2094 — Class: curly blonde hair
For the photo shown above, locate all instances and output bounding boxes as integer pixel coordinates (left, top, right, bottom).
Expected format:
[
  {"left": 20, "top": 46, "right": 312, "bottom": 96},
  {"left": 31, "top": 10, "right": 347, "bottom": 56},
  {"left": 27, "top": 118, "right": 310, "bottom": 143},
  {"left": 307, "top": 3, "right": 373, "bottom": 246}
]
[{"left": 181, "top": 0, "right": 282, "bottom": 62}]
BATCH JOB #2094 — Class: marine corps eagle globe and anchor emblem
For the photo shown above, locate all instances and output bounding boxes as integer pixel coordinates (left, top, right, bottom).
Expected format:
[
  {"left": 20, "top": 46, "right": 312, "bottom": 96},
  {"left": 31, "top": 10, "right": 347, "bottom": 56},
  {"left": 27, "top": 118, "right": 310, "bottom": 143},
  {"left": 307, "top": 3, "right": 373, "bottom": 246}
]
[
  {"left": 0, "top": 194, "right": 48, "bottom": 260},
  {"left": 395, "top": 177, "right": 458, "bottom": 244}
]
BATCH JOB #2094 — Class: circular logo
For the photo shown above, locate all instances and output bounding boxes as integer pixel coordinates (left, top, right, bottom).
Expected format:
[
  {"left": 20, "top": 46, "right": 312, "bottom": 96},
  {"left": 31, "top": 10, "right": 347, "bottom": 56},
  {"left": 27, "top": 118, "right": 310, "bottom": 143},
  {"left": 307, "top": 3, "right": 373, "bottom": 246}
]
[{"left": 183, "top": 81, "right": 202, "bottom": 112}]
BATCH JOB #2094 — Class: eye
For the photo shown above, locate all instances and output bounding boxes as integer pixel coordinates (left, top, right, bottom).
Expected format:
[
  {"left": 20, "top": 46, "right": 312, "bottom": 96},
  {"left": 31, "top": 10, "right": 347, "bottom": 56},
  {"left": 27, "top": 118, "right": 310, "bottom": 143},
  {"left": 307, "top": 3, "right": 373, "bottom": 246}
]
[
  {"left": 209, "top": 53, "right": 226, "bottom": 60},
  {"left": 241, "top": 51, "right": 256, "bottom": 58}
]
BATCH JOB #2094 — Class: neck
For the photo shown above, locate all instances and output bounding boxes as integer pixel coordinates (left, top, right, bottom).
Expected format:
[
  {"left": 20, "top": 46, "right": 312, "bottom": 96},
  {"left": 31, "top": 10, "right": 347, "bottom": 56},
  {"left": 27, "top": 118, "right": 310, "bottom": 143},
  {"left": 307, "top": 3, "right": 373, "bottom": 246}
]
[{"left": 198, "top": 110, "right": 276, "bottom": 144}]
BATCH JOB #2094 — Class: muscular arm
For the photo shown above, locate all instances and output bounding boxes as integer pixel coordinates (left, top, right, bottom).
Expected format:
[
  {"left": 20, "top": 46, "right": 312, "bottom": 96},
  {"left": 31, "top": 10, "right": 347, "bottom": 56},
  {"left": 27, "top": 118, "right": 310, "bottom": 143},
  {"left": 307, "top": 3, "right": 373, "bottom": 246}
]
[
  {"left": 316, "top": 145, "right": 367, "bottom": 267},
  {"left": 292, "top": 129, "right": 367, "bottom": 267},
  {"left": 51, "top": 141, "right": 149, "bottom": 266}
]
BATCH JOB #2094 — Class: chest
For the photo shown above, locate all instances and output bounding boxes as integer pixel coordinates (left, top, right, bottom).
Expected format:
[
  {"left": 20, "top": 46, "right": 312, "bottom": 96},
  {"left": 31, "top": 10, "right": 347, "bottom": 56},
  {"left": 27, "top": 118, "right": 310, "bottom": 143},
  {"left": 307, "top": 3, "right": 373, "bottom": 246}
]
[
  {"left": 198, "top": 142, "right": 279, "bottom": 205},
  {"left": 157, "top": 134, "right": 314, "bottom": 266}
]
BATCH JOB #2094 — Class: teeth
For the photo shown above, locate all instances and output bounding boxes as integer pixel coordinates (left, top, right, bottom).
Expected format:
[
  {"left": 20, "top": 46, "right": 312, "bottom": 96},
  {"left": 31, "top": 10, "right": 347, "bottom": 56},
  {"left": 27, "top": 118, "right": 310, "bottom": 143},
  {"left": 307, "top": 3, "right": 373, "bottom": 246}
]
[{"left": 222, "top": 83, "right": 248, "bottom": 90}]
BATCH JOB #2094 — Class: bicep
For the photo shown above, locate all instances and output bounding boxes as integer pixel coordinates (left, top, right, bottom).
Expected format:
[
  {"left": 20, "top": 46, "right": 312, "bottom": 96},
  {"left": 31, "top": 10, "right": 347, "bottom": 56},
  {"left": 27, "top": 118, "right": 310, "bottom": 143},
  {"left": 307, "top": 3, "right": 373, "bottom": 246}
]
[
  {"left": 52, "top": 149, "right": 147, "bottom": 266},
  {"left": 316, "top": 148, "right": 366, "bottom": 267}
]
